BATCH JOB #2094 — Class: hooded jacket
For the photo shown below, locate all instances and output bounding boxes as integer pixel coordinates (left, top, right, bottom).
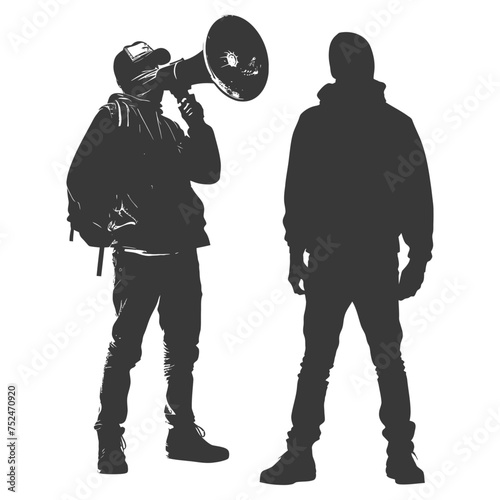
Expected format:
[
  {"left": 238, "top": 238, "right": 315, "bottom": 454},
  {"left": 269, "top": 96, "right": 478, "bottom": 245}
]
[
  {"left": 283, "top": 79, "right": 434, "bottom": 265},
  {"left": 67, "top": 93, "right": 221, "bottom": 254}
]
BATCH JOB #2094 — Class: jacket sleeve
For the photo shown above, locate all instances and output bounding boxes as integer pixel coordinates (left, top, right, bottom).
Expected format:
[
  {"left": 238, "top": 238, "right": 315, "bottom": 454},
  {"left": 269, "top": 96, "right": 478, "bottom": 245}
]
[
  {"left": 169, "top": 119, "right": 221, "bottom": 185},
  {"left": 400, "top": 119, "right": 434, "bottom": 265},
  {"left": 283, "top": 112, "right": 312, "bottom": 253}
]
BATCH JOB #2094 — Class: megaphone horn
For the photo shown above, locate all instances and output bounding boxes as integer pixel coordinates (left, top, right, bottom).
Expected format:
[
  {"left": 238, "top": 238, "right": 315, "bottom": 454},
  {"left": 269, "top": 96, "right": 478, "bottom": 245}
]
[{"left": 158, "top": 15, "right": 269, "bottom": 102}]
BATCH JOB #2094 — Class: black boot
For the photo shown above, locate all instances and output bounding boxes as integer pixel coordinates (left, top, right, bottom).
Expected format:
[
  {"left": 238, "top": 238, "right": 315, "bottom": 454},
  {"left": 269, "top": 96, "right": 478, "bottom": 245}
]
[
  {"left": 260, "top": 440, "right": 316, "bottom": 485},
  {"left": 96, "top": 425, "right": 128, "bottom": 474},
  {"left": 383, "top": 423, "right": 424, "bottom": 484},
  {"left": 386, "top": 451, "right": 424, "bottom": 484},
  {"left": 166, "top": 423, "right": 229, "bottom": 463}
]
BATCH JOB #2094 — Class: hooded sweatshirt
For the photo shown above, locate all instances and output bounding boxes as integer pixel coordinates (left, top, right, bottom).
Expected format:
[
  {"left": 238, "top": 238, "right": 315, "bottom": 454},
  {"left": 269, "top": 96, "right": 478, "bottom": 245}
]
[{"left": 283, "top": 79, "right": 433, "bottom": 265}]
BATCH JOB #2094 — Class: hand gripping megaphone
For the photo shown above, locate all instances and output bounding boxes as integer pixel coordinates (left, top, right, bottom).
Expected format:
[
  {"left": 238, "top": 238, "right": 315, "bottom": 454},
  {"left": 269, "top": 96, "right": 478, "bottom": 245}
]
[{"left": 157, "top": 15, "right": 269, "bottom": 102}]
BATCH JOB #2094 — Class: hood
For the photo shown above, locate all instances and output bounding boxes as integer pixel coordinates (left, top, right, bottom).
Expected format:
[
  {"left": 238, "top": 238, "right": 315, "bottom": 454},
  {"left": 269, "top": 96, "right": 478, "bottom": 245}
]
[
  {"left": 107, "top": 92, "right": 162, "bottom": 111},
  {"left": 317, "top": 79, "right": 387, "bottom": 108},
  {"left": 103, "top": 92, "right": 164, "bottom": 136}
]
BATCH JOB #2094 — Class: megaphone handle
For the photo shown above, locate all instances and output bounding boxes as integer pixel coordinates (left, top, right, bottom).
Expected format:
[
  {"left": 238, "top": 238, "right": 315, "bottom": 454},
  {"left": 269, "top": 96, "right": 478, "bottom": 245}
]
[{"left": 172, "top": 88, "right": 192, "bottom": 102}]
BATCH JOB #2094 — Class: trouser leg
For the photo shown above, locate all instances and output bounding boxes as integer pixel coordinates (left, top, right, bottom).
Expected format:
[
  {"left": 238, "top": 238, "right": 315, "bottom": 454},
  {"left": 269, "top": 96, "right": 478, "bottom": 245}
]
[
  {"left": 157, "top": 250, "right": 202, "bottom": 426},
  {"left": 287, "top": 265, "right": 352, "bottom": 447},
  {"left": 353, "top": 255, "right": 415, "bottom": 454},
  {"left": 94, "top": 250, "right": 160, "bottom": 430}
]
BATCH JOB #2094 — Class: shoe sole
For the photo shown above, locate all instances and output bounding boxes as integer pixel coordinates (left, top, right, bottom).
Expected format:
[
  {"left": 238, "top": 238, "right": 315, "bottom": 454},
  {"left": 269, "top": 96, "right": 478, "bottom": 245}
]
[
  {"left": 166, "top": 452, "right": 229, "bottom": 463},
  {"left": 260, "top": 473, "right": 316, "bottom": 485},
  {"left": 98, "top": 466, "right": 128, "bottom": 474},
  {"left": 387, "top": 472, "right": 425, "bottom": 484}
]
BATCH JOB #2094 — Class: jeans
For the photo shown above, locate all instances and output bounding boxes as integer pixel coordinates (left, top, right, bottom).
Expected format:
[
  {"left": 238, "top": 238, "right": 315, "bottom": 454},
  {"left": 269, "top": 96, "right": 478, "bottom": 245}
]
[
  {"left": 94, "top": 247, "right": 202, "bottom": 430},
  {"left": 287, "top": 249, "right": 416, "bottom": 452}
]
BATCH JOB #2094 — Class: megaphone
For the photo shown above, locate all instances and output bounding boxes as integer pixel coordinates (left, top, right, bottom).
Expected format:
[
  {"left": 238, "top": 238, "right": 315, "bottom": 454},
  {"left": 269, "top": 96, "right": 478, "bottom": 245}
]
[{"left": 157, "top": 15, "right": 269, "bottom": 102}]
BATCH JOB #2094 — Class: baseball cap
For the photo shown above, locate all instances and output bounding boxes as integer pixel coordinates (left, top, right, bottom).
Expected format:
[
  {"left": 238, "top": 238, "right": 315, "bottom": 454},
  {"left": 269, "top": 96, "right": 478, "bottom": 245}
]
[{"left": 114, "top": 41, "right": 171, "bottom": 86}]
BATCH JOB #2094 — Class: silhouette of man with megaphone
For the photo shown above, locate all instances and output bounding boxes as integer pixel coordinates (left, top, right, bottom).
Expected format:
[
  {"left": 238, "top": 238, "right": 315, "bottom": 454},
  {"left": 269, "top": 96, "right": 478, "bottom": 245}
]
[{"left": 67, "top": 40, "right": 229, "bottom": 474}]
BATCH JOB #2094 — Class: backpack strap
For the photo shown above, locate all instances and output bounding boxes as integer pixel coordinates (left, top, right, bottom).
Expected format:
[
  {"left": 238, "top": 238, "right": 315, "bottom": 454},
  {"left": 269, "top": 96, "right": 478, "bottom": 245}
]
[
  {"left": 101, "top": 100, "right": 137, "bottom": 129},
  {"left": 96, "top": 247, "right": 105, "bottom": 276}
]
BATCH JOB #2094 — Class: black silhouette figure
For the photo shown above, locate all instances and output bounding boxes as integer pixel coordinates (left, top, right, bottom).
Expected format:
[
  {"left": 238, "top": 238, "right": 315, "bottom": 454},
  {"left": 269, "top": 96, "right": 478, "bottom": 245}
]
[
  {"left": 67, "top": 41, "right": 229, "bottom": 473},
  {"left": 260, "top": 33, "right": 433, "bottom": 485}
]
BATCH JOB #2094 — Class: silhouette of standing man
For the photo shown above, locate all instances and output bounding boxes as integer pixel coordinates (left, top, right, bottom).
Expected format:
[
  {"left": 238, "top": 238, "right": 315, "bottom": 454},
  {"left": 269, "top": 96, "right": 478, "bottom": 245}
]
[
  {"left": 260, "top": 32, "right": 433, "bottom": 485},
  {"left": 67, "top": 41, "right": 229, "bottom": 474}
]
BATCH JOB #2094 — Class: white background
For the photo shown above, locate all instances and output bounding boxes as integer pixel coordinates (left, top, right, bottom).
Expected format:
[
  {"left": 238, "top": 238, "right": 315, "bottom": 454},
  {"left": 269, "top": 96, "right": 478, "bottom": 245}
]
[{"left": 2, "top": 0, "right": 500, "bottom": 499}]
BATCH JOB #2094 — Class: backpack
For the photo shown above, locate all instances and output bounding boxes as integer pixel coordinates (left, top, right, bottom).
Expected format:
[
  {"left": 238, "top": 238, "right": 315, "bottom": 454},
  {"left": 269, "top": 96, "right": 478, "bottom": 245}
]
[{"left": 66, "top": 101, "right": 128, "bottom": 275}]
